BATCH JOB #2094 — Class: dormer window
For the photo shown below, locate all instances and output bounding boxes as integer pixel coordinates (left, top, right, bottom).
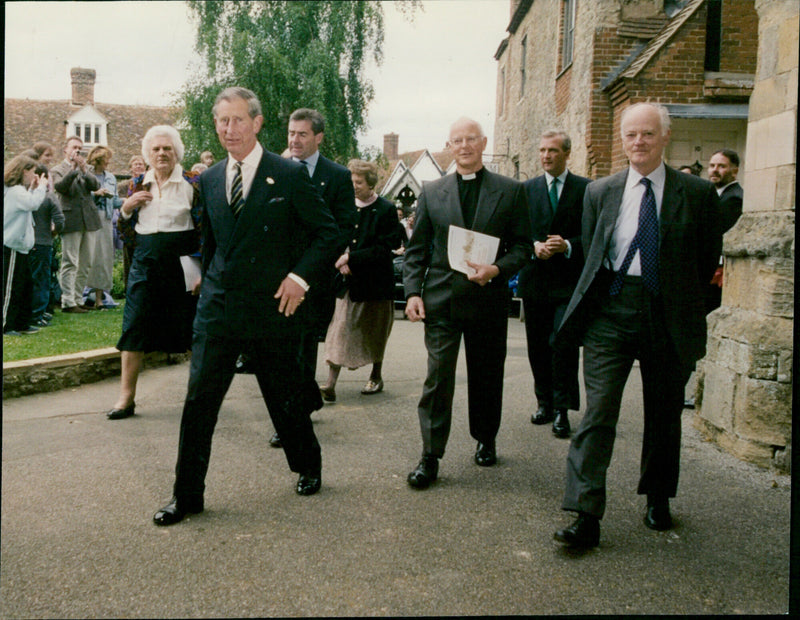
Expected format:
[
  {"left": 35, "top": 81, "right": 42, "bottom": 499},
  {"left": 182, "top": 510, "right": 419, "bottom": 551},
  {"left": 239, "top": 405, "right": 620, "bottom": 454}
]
[{"left": 66, "top": 104, "right": 108, "bottom": 148}]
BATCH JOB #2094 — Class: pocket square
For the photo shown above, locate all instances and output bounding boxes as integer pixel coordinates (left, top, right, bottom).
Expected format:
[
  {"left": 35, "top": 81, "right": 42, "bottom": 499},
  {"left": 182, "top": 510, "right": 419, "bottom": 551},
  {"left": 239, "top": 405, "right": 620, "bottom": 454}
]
[{"left": 268, "top": 196, "right": 286, "bottom": 204}]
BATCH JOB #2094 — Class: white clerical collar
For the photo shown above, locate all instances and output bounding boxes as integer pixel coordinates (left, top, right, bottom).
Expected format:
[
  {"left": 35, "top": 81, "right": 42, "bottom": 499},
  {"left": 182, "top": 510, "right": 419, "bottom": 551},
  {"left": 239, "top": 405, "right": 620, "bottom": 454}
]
[{"left": 461, "top": 172, "right": 477, "bottom": 180}]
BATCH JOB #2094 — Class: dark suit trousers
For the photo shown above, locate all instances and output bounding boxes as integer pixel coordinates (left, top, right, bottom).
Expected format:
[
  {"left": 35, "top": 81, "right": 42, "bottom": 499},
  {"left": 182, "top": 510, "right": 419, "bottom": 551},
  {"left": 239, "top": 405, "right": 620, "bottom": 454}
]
[
  {"left": 522, "top": 296, "right": 580, "bottom": 411},
  {"left": 562, "top": 276, "right": 691, "bottom": 519},
  {"left": 173, "top": 329, "right": 322, "bottom": 501},
  {"left": 417, "top": 311, "right": 508, "bottom": 458},
  {"left": 298, "top": 274, "right": 336, "bottom": 384}
]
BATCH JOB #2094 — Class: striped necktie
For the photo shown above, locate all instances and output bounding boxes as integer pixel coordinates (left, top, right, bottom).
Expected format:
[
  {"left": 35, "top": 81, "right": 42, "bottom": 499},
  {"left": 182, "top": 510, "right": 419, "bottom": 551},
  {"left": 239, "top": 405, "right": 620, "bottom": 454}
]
[{"left": 231, "top": 161, "right": 244, "bottom": 217}]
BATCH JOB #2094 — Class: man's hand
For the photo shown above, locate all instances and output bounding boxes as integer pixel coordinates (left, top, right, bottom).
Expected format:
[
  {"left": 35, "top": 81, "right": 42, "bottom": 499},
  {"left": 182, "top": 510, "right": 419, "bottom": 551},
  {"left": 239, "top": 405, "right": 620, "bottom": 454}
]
[
  {"left": 405, "top": 295, "right": 425, "bottom": 322},
  {"left": 191, "top": 277, "right": 202, "bottom": 296},
  {"left": 544, "top": 234, "right": 568, "bottom": 254},
  {"left": 466, "top": 261, "right": 500, "bottom": 287},
  {"left": 534, "top": 241, "right": 553, "bottom": 260},
  {"left": 275, "top": 277, "right": 306, "bottom": 317},
  {"left": 335, "top": 253, "right": 352, "bottom": 276}
]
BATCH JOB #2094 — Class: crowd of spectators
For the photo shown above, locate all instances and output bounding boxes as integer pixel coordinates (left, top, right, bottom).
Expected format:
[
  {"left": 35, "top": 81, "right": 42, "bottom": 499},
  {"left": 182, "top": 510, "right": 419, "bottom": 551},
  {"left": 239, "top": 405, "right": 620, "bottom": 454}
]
[{"left": 2, "top": 136, "right": 211, "bottom": 338}]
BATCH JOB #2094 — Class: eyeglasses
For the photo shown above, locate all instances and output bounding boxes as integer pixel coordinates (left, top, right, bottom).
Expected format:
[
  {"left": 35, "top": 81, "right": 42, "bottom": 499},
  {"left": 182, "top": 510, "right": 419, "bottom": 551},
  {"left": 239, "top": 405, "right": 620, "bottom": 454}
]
[{"left": 449, "top": 136, "right": 482, "bottom": 147}]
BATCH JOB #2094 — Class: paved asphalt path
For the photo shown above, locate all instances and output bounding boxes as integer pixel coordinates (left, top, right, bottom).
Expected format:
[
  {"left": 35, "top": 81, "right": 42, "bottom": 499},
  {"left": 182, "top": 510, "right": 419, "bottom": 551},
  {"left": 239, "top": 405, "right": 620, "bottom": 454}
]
[{"left": 1, "top": 313, "right": 791, "bottom": 617}]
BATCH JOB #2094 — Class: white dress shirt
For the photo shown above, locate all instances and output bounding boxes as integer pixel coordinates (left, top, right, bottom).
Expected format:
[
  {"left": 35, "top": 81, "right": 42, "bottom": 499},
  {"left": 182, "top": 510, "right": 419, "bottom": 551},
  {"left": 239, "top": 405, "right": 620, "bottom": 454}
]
[
  {"left": 543, "top": 169, "right": 568, "bottom": 201},
  {"left": 607, "top": 162, "right": 665, "bottom": 275},
  {"left": 127, "top": 165, "right": 194, "bottom": 235}
]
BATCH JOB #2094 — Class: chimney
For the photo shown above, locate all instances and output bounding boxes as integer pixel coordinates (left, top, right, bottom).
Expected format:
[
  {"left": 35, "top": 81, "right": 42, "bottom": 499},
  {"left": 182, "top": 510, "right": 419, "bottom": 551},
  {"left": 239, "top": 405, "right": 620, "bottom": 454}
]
[
  {"left": 383, "top": 133, "right": 399, "bottom": 161},
  {"left": 70, "top": 67, "right": 96, "bottom": 106}
]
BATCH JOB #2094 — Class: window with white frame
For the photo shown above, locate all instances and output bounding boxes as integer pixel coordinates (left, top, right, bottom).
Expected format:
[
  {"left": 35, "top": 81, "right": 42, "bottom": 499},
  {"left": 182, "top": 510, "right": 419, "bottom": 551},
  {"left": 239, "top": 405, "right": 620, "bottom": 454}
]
[
  {"left": 561, "top": 0, "right": 576, "bottom": 70},
  {"left": 71, "top": 122, "right": 106, "bottom": 148}
]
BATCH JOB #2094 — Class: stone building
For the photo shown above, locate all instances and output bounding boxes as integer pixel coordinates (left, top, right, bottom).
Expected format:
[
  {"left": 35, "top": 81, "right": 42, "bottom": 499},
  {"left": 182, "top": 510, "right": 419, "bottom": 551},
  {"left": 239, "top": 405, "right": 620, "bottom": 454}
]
[
  {"left": 493, "top": 0, "right": 758, "bottom": 180},
  {"left": 493, "top": 0, "right": 794, "bottom": 471},
  {"left": 4, "top": 67, "right": 179, "bottom": 176},
  {"left": 695, "top": 0, "right": 796, "bottom": 471}
]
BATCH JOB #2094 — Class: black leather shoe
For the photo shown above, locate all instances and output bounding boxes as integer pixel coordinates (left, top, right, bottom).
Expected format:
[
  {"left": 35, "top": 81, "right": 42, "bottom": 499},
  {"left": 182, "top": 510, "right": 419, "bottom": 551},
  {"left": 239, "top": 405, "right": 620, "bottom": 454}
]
[
  {"left": 107, "top": 402, "right": 135, "bottom": 420},
  {"left": 554, "top": 512, "right": 600, "bottom": 548},
  {"left": 269, "top": 433, "right": 282, "bottom": 448},
  {"left": 407, "top": 456, "right": 439, "bottom": 489},
  {"left": 531, "top": 405, "right": 554, "bottom": 425},
  {"left": 319, "top": 385, "right": 336, "bottom": 402},
  {"left": 644, "top": 497, "right": 673, "bottom": 531},
  {"left": 234, "top": 354, "right": 255, "bottom": 374},
  {"left": 296, "top": 474, "right": 321, "bottom": 495},
  {"left": 474, "top": 441, "right": 497, "bottom": 466},
  {"left": 153, "top": 496, "right": 203, "bottom": 526},
  {"left": 552, "top": 409, "right": 570, "bottom": 438}
]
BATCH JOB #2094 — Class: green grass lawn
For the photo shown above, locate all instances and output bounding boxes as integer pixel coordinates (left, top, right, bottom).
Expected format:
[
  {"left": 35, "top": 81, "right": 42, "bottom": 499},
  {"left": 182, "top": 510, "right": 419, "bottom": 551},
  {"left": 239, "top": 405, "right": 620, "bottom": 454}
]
[{"left": 3, "top": 303, "right": 125, "bottom": 363}]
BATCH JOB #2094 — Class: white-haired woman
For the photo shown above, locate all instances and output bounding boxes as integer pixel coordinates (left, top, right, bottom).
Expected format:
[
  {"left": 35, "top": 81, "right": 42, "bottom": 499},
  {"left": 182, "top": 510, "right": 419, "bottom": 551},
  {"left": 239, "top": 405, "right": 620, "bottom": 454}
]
[{"left": 107, "top": 126, "right": 201, "bottom": 420}]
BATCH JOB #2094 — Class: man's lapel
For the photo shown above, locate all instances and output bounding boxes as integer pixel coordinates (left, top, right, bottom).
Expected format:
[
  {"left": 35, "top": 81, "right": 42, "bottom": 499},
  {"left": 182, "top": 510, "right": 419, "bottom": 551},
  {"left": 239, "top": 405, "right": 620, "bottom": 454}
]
[
  {"left": 659, "top": 165, "right": 684, "bottom": 242},
  {"left": 472, "top": 170, "right": 501, "bottom": 232},
  {"left": 601, "top": 171, "right": 627, "bottom": 249},
  {"left": 311, "top": 155, "right": 329, "bottom": 196},
  {"left": 207, "top": 160, "right": 235, "bottom": 245},
  {"left": 438, "top": 174, "right": 464, "bottom": 228}
]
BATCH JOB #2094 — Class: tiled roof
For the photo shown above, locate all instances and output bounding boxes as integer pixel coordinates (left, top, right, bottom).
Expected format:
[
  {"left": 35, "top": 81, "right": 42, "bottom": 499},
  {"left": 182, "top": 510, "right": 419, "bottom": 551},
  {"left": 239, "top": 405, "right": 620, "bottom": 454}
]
[
  {"left": 376, "top": 148, "right": 454, "bottom": 194},
  {"left": 4, "top": 98, "right": 180, "bottom": 176},
  {"left": 615, "top": 0, "right": 705, "bottom": 81},
  {"left": 618, "top": 17, "right": 668, "bottom": 39}
]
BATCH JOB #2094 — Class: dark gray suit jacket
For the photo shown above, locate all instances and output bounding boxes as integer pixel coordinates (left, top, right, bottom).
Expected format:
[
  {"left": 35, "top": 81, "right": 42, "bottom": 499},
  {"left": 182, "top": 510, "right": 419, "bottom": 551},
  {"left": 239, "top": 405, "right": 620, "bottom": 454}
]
[
  {"left": 719, "top": 181, "right": 743, "bottom": 234},
  {"left": 194, "top": 147, "right": 339, "bottom": 339},
  {"left": 310, "top": 154, "right": 357, "bottom": 253},
  {"left": 558, "top": 164, "right": 722, "bottom": 366},
  {"left": 403, "top": 169, "right": 532, "bottom": 321}
]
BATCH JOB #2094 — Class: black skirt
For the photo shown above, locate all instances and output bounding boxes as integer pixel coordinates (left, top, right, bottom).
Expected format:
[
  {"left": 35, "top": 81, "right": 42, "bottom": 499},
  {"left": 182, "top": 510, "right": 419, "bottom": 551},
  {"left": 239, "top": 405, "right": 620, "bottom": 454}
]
[{"left": 117, "top": 230, "right": 198, "bottom": 353}]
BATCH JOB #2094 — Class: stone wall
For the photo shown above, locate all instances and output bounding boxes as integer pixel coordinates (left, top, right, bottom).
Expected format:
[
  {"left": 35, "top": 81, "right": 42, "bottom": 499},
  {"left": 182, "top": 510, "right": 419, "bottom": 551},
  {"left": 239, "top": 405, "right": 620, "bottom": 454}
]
[
  {"left": 695, "top": 0, "right": 797, "bottom": 472},
  {"left": 493, "top": 0, "right": 758, "bottom": 179},
  {"left": 3, "top": 349, "right": 191, "bottom": 399}
]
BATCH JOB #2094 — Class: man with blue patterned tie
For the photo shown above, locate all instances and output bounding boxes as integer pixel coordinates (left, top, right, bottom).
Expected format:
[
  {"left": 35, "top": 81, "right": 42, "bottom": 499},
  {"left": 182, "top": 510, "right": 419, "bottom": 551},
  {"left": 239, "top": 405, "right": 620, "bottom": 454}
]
[{"left": 552, "top": 102, "right": 722, "bottom": 548}]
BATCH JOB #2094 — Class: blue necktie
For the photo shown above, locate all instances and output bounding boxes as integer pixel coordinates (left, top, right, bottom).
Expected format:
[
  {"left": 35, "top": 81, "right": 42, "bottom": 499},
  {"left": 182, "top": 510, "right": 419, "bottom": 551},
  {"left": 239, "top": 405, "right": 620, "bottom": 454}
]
[
  {"left": 609, "top": 177, "right": 659, "bottom": 295},
  {"left": 231, "top": 161, "right": 244, "bottom": 217}
]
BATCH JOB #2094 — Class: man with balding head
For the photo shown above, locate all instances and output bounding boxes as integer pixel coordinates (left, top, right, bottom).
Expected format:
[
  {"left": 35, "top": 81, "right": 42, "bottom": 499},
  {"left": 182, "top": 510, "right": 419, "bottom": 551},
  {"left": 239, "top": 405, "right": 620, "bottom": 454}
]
[
  {"left": 402, "top": 117, "right": 532, "bottom": 489},
  {"left": 553, "top": 102, "right": 722, "bottom": 548}
]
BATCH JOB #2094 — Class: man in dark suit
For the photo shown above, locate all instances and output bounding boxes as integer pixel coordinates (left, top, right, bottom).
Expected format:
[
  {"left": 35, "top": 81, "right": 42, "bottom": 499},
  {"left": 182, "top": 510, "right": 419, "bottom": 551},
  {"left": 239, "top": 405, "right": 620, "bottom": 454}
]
[
  {"left": 553, "top": 103, "right": 722, "bottom": 548},
  {"left": 403, "top": 117, "right": 532, "bottom": 489},
  {"left": 262, "top": 108, "right": 357, "bottom": 448},
  {"left": 153, "top": 87, "right": 339, "bottom": 526},
  {"left": 705, "top": 148, "right": 744, "bottom": 314},
  {"left": 518, "top": 131, "right": 590, "bottom": 438},
  {"left": 708, "top": 149, "right": 743, "bottom": 235}
]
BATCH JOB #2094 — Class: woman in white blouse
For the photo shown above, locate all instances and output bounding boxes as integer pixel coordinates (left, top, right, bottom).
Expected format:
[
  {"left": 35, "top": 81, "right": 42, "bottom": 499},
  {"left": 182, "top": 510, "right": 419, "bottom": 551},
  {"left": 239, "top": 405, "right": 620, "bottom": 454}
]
[{"left": 107, "top": 126, "right": 201, "bottom": 420}]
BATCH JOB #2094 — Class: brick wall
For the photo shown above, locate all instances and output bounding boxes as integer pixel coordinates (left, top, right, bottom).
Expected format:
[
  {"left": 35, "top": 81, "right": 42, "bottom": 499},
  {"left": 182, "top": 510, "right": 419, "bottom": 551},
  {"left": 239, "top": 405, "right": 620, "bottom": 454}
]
[
  {"left": 493, "top": 0, "right": 757, "bottom": 179},
  {"left": 719, "top": 0, "right": 759, "bottom": 74}
]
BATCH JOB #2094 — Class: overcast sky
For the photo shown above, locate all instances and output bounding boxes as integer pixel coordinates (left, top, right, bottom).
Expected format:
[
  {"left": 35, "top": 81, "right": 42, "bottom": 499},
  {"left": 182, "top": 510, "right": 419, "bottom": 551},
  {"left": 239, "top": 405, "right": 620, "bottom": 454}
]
[{"left": 4, "top": 0, "right": 509, "bottom": 155}]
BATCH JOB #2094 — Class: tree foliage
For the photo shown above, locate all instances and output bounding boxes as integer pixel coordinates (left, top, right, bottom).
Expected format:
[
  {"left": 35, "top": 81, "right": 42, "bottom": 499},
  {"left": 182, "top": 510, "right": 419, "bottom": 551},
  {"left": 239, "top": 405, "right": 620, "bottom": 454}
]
[{"left": 178, "top": 0, "right": 417, "bottom": 166}]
